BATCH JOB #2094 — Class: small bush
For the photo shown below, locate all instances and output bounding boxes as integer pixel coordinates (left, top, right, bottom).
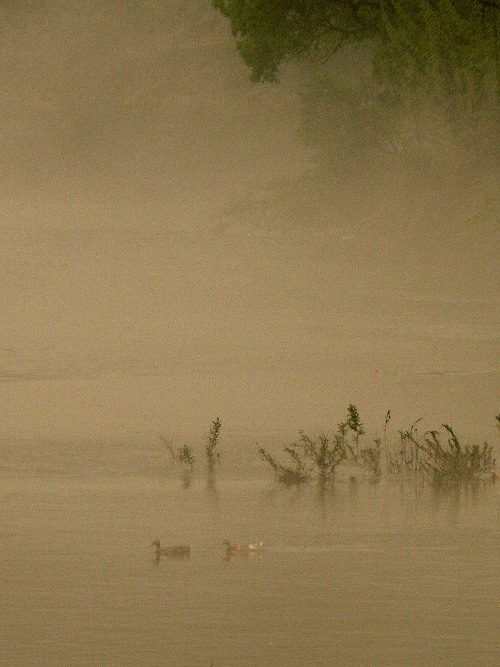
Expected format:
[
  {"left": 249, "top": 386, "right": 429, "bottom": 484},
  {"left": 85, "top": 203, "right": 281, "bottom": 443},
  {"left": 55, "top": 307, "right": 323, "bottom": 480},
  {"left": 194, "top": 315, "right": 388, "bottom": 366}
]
[
  {"left": 360, "top": 437, "right": 382, "bottom": 477},
  {"left": 404, "top": 424, "right": 496, "bottom": 483},
  {"left": 339, "top": 405, "right": 382, "bottom": 477},
  {"left": 159, "top": 435, "right": 195, "bottom": 470},
  {"left": 342, "top": 404, "right": 365, "bottom": 461},
  {"left": 259, "top": 428, "right": 347, "bottom": 485},
  {"left": 206, "top": 417, "right": 222, "bottom": 470},
  {"left": 386, "top": 418, "right": 424, "bottom": 476},
  {"left": 176, "top": 444, "right": 195, "bottom": 469},
  {"left": 258, "top": 445, "right": 311, "bottom": 485},
  {"left": 298, "top": 431, "right": 346, "bottom": 482}
]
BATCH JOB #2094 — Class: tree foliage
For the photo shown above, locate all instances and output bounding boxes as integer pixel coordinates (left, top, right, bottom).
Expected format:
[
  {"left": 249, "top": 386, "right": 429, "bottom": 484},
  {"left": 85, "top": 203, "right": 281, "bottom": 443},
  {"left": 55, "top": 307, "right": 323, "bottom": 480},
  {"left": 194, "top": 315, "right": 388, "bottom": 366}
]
[
  {"left": 213, "top": 0, "right": 382, "bottom": 83},
  {"left": 214, "top": 1, "right": 498, "bottom": 150},
  {"left": 374, "top": 1, "right": 498, "bottom": 138},
  {"left": 214, "top": 0, "right": 499, "bottom": 86},
  {"left": 215, "top": 1, "right": 498, "bottom": 235}
]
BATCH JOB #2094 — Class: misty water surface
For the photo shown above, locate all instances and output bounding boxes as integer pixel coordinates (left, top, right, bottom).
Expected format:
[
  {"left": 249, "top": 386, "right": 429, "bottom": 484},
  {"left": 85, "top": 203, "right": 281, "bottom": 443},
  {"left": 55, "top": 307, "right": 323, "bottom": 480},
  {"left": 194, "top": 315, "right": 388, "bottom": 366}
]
[
  {"left": 1, "top": 2, "right": 498, "bottom": 665},
  {"left": 1, "top": 471, "right": 498, "bottom": 667}
]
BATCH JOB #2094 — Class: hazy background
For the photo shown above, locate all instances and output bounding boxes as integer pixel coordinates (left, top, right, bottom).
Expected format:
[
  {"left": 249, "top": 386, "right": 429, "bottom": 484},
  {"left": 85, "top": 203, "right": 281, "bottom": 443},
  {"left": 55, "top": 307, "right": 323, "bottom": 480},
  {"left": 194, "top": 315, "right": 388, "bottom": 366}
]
[
  {"left": 1, "top": 8, "right": 498, "bottom": 664},
  {"left": 1, "top": 0, "right": 498, "bottom": 445}
]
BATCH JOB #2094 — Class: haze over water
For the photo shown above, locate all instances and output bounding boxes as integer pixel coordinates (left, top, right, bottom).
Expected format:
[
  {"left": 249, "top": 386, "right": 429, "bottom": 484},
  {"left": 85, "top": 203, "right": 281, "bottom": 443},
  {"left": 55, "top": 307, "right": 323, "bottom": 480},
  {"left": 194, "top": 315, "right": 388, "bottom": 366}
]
[
  {"left": 1, "top": 476, "right": 499, "bottom": 667},
  {"left": 1, "top": 0, "right": 498, "bottom": 441},
  {"left": 0, "top": 2, "right": 498, "bottom": 665}
]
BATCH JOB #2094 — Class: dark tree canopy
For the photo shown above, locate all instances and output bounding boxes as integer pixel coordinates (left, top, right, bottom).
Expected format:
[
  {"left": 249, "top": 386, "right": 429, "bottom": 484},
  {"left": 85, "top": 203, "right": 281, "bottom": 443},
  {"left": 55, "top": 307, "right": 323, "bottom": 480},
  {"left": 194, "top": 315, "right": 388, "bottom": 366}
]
[
  {"left": 214, "top": 0, "right": 499, "bottom": 159},
  {"left": 213, "top": 0, "right": 382, "bottom": 82},
  {"left": 213, "top": 0, "right": 499, "bottom": 86}
]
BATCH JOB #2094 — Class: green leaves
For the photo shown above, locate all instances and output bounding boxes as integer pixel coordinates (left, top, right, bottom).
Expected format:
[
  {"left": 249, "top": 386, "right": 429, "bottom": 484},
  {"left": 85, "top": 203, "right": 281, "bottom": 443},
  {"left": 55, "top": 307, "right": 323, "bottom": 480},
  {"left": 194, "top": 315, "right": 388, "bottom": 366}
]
[
  {"left": 214, "top": 0, "right": 380, "bottom": 81},
  {"left": 215, "top": 0, "right": 499, "bottom": 160},
  {"left": 215, "top": 0, "right": 498, "bottom": 93},
  {"left": 260, "top": 408, "right": 497, "bottom": 484},
  {"left": 206, "top": 417, "right": 222, "bottom": 469},
  {"left": 374, "top": 0, "right": 498, "bottom": 128},
  {"left": 402, "top": 422, "right": 496, "bottom": 482},
  {"left": 258, "top": 404, "right": 369, "bottom": 485}
]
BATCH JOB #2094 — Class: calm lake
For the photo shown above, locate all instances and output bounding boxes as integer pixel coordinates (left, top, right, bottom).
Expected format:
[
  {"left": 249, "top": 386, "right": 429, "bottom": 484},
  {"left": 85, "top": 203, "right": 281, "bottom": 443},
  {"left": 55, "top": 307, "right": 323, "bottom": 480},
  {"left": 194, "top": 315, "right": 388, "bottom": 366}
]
[
  {"left": 2, "top": 2, "right": 498, "bottom": 665},
  {"left": 1, "top": 447, "right": 498, "bottom": 667}
]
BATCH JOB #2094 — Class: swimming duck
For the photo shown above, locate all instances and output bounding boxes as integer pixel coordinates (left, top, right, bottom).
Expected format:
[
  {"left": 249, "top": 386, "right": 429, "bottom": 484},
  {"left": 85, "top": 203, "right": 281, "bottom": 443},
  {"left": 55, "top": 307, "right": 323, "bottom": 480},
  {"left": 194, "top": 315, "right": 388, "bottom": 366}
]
[
  {"left": 151, "top": 539, "right": 191, "bottom": 558},
  {"left": 221, "top": 539, "right": 263, "bottom": 553}
]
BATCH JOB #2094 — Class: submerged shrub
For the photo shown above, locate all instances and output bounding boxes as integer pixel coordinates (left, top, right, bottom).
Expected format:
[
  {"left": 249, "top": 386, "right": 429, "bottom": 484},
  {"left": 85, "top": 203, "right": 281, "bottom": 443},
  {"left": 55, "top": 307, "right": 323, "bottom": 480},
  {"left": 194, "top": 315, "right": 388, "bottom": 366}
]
[
  {"left": 343, "top": 404, "right": 365, "bottom": 461},
  {"left": 339, "top": 405, "right": 382, "bottom": 477},
  {"left": 403, "top": 424, "right": 496, "bottom": 483},
  {"left": 159, "top": 417, "right": 222, "bottom": 481},
  {"left": 259, "top": 428, "right": 347, "bottom": 485},
  {"left": 360, "top": 438, "right": 382, "bottom": 477},
  {"left": 159, "top": 435, "right": 195, "bottom": 470},
  {"left": 258, "top": 444, "right": 311, "bottom": 485},
  {"left": 206, "top": 417, "right": 222, "bottom": 471},
  {"left": 386, "top": 418, "right": 424, "bottom": 476},
  {"left": 176, "top": 444, "right": 195, "bottom": 469},
  {"left": 298, "top": 431, "right": 346, "bottom": 483},
  {"left": 331, "top": 404, "right": 365, "bottom": 463},
  {"left": 258, "top": 405, "right": 388, "bottom": 484}
]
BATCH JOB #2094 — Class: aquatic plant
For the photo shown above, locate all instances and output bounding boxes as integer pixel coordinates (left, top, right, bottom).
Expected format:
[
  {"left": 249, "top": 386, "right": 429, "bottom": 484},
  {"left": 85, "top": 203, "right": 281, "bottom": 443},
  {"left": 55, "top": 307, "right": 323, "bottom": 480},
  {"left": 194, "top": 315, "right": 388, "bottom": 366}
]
[
  {"left": 258, "top": 444, "right": 311, "bottom": 485},
  {"left": 176, "top": 444, "right": 195, "bottom": 469},
  {"left": 259, "top": 404, "right": 389, "bottom": 483},
  {"left": 403, "top": 424, "right": 496, "bottom": 483},
  {"left": 343, "top": 403, "right": 365, "bottom": 461},
  {"left": 206, "top": 417, "right": 222, "bottom": 470},
  {"left": 159, "top": 435, "right": 195, "bottom": 470},
  {"left": 338, "top": 404, "right": 382, "bottom": 477},
  {"left": 386, "top": 418, "right": 424, "bottom": 476},
  {"left": 360, "top": 437, "right": 382, "bottom": 477},
  {"left": 159, "top": 417, "right": 222, "bottom": 483},
  {"left": 380, "top": 409, "right": 392, "bottom": 471},
  {"left": 259, "top": 428, "right": 347, "bottom": 485},
  {"left": 298, "top": 431, "right": 347, "bottom": 483}
]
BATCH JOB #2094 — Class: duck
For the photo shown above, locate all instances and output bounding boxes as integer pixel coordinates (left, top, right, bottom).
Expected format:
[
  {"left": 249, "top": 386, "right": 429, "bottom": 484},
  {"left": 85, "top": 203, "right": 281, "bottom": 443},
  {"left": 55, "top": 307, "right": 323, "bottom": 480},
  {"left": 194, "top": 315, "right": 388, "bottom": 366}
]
[
  {"left": 221, "top": 538, "right": 263, "bottom": 553},
  {"left": 151, "top": 539, "right": 191, "bottom": 558}
]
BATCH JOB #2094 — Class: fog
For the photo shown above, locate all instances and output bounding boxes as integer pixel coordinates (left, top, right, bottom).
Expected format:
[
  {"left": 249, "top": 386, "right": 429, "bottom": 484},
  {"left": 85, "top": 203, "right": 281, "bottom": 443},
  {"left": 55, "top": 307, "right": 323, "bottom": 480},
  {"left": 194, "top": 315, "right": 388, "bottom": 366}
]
[{"left": 1, "top": 0, "right": 498, "bottom": 442}]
